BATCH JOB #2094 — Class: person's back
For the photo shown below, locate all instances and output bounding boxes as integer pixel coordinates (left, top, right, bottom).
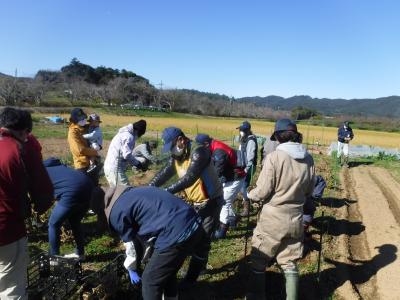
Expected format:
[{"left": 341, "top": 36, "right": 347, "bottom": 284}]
[
  {"left": 263, "top": 143, "right": 314, "bottom": 209},
  {"left": 109, "top": 186, "right": 199, "bottom": 249},
  {"left": 44, "top": 158, "right": 93, "bottom": 207},
  {"left": 0, "top": 130, "right": 28, "bottom": 246}
]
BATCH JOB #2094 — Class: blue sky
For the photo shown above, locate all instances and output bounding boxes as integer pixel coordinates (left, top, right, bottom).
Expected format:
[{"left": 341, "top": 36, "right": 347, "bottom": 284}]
[{"left": 1, "top": 0, "right": 399, "bottom": 99}]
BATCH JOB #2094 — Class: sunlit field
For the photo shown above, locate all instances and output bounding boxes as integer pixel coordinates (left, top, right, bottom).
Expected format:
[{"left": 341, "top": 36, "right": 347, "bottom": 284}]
[{"left": 33, "top": 112, "right": 400, "bottom": 148}]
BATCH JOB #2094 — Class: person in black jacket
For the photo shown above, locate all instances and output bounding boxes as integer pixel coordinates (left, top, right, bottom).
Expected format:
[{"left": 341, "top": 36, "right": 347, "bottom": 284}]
[
  {"left": 149, "top": 127, "right": 223, "bottom": 288},
  {"left": 44, "top": 157, "right": 94, "bottom": 260}
]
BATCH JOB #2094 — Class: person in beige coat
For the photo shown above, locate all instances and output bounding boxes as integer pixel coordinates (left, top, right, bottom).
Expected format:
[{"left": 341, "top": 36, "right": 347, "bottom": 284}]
[{"left": 246, "top": 119, "right": 315, "bottom": 300}]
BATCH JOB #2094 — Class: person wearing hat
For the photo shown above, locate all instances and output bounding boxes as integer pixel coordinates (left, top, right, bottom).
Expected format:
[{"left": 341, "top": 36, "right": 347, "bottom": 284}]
[
  {"left": 236, "top": 120, "right": 258, "bottom": 217},
  {"left": 103, "top": 120, "right": 147, "bottom": 186},
  {"left": 68, "top": 108, "right": 100, "bottom": 184},
  {"left": 149, "top": 127, "right": 223, "bottom": 288},
  {"left": 82, "top": 113, "right": 104, "bottom": 174},
  {"left": 195, "top": 133, "right": 246, "bottom": 239},
  {"left": 92, "top": 185, "right": 205, "bottom": 300},
  {"left": 337, "top": 121, "right": 354, "bottom": 167},
  {"left": 246, "top": 119, "right": 315, "bottom": 300}
]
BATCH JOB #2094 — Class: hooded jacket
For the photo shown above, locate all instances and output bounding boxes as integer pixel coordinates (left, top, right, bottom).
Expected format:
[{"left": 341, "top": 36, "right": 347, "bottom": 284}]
[
  {"left": 249, "top": 142, "right": 315, "bottom": 210},
  {"left": 68, "top": 123, "right": 98, "bottom": 169},
  {"left": 249, "top": 142, "right": 315, "bottom": 266},
  {"left": 337, "top": 125, "right": 354, "bottom": 143},
  {"left": 104, "top": 124, "right": 141, "bottom": 172}
]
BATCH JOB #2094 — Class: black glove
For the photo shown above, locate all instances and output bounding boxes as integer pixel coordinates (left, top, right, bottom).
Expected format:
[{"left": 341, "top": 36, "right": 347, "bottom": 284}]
[{"left": 133, "top": 161, "right": 146, "bottom": 171}]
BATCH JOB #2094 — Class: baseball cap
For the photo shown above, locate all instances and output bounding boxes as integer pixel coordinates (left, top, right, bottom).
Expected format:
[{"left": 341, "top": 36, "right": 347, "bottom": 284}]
[
  {"left": 270, "top": 118, "right": 297, "bottom": 141},
  {"left": 195, "top": 133, "right": 212, "bottom": 145},
  {"left": 236, "top": 121, "right": 251, "bottom": 131},
  {"left": 88, "top": 113, "right": 101, "bottom": 122},
  {"left": 161, "top": 127, "right": 184, "bottom": 153}
]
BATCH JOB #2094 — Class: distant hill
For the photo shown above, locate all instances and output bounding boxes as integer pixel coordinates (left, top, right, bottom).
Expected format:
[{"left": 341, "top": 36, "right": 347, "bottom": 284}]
[{"left": 238, "top": 95, "right": 400, "bottom": 118}]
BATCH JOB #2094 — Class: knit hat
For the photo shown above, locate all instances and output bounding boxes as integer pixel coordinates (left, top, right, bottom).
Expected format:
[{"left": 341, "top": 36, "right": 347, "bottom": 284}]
[{"left": 133, "top": 119, "right": 147, "bottom": 137}]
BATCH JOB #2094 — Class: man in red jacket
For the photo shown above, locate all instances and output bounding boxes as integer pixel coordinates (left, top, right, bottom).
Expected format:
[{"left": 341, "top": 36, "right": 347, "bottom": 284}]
[
  {"left": 195, "top": 134, "right": 246, "bottom": 239},
  {"left": 0, "top": 107, "right": 53, "bottom": 299}
]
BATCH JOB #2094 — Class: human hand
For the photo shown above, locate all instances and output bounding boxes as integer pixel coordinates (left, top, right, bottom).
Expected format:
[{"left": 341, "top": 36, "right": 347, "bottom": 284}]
[{"left": 128, "top": 269, "right": 141, "bottom": 285}]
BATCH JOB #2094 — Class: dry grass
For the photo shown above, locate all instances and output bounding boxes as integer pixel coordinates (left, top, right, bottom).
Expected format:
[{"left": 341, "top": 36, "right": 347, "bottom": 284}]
[{"left": 34, "top": 112, "right": 400, "bottom": 148}]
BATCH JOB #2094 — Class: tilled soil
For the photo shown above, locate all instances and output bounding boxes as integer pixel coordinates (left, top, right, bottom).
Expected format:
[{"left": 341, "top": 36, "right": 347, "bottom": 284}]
[{"left": 339, "top": 165, "right": 400, "bottom": 299}]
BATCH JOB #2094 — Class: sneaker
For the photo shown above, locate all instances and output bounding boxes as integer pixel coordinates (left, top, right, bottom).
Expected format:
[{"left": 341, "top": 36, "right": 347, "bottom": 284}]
[
  {"left": 63, "top": 253, "right": 85, "bottom": 261},
  {"left": 87, "top": 209, "right": 96, "bottom": 215}
]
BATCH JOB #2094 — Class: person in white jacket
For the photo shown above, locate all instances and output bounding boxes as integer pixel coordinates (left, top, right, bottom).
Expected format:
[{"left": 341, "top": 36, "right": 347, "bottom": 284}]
[{"left": 104, "top": 120, "right": 147, "bottom": 186}]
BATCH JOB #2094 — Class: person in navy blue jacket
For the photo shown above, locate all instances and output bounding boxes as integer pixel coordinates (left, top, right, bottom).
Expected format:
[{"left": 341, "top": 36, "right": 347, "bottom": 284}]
[
  {"left": 337, "top": 121, "right": 354, "bottom": 167},
  {"left": 44, "top": 157, "right": 94, "bottom": 260},
  {"left": 94, "top": 185, "right": 204, "bottom": 300}
]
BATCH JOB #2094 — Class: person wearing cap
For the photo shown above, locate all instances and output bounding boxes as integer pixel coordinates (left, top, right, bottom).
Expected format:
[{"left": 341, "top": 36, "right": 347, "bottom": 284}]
[
  {"left": 149, "top": 127, "right": 223, "bottom": 288},
  {"left": 93, "top": 185, "right": 205, "bottom": 300},
  {"left": 0, "top": 107, "right": 53, "bottom": 299},
  {"left": 132, "top": 140, "right": 158, "bottom": 171},
  {"left": 67, "top": 108, "right": 100, "bottom": 184},
  {"left": 337, "top": 121, "right": 354, "bottom": 167},
  {"left": 103, "top": 120, "right": 147, "bottom": 186},
  {"left": 236, "top": 121, "right": 258, "bottom": 217},
  {"left": 82, "top": 113, "right": 104, "bottom": 173},
  {"left": 245, "top": 119, "right": 315, "bottom": 300},
  {"left": 195, "top": 133, "right": 246, "bottom": 239}
]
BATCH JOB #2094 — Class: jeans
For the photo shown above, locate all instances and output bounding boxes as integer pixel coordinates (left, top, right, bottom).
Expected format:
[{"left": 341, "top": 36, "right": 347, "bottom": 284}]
[
  {"left": 141, "top": 227, "right": 204, "bottom": 300},
  {"left": 0, "top": 237, "right": 28, "bottom": 299},
  {"left": 48, "top": 202, "right": 88, "bottom": 255}
]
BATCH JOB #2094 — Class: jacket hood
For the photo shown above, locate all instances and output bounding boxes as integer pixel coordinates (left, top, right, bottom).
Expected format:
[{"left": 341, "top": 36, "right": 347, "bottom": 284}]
[
  {"left": 118, "top": 124, "right": 135, "bottom": 135},
  {"left": 276, "top": 142, "right": 308, "bottom": 160},
  {"left": 43, "top": 157, "right": 63, "bottom": 167}
]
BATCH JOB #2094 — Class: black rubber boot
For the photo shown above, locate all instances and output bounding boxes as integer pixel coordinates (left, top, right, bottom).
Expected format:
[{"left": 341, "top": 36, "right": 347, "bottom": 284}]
[
  {"left": 179, "top": 257, "right": 206, "bottom": 290},
  {"left": 245, "top": 270, "right": 266, "bottom": 300}
]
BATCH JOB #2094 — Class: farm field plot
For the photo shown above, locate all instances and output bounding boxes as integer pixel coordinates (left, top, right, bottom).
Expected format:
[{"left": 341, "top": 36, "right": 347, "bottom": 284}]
[{"left": 33, "top": 112, "right": 400, "bottom": 148}]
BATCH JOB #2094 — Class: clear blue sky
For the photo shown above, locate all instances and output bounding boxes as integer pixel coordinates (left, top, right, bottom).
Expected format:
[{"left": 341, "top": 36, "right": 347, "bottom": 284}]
[{"left": 1, "top": 0, "right": 399, "bottom": 99}]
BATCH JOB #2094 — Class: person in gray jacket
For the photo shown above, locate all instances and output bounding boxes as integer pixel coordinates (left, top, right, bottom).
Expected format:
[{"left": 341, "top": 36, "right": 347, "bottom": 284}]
[
  {"left": 236, "top": 121, "right": 258, "bottom": 216},
  {"left": 132, "top": 140, "right": 158, "bottom": 170},
  {"left": 246, "top": 119, "right": 315, "bottom": 300}
]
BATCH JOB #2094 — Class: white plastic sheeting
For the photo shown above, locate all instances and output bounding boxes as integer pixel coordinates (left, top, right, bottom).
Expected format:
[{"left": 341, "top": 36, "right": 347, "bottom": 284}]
[{"left": 328, "top": 142, "right": 400, "bottom": 159}]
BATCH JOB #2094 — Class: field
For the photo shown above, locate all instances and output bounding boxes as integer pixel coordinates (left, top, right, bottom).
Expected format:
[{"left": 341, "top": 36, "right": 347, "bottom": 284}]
[
  {"left": 33, "top": 111, "right": 400, "bottom": 148},
  {"left": 28, "top": 111, "right": 400, "bottom": 299}
]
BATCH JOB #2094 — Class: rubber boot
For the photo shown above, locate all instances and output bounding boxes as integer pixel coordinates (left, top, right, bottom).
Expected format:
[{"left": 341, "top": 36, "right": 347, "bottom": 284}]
[
  {"left": 245, "top": 270, "right": 266, "bottom": 300},
  {"left": 179, "top": 257, "right": 206, "bottom": 290},
  {"left": 344, "top": 156, "right": 349, "bottom": 168},
  {"left": 284, "top": 269, "right": 299, "bottom": 300},
  {"left": 240, "top": 200, "right": 250, "bottom": 217},
  {"left": 214, "top": 223, "right": 228, "bottom": 239}
]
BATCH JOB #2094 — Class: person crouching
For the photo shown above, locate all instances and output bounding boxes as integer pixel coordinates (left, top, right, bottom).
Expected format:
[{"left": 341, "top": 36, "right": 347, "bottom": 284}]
[{"left": 95, "top": 186, "right": 204, "bottom": 300}]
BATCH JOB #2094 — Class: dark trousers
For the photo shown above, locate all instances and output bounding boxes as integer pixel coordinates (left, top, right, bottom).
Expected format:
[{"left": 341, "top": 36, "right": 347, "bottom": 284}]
[
  {"left": 77, "top": 167, "right": 99, "bottom": 186},
  {"left": 141, "top": 227, "right": 204, "bottom": 300},
  {"left": 48, "top": 202, "right": 88, "bottom": 255}
]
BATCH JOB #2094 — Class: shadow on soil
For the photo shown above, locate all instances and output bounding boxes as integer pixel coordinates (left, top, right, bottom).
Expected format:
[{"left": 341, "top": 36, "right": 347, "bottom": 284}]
[{"left": 313, "top": 215, "right": 365, "bottom": 237}]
